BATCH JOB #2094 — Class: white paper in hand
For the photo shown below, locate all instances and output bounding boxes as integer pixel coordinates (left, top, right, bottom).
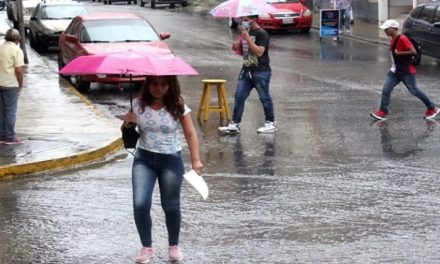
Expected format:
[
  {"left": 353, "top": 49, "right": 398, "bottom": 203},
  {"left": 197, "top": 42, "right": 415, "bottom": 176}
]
[{"left": 183, "top": 170, "right": 209, "bottom": 200}]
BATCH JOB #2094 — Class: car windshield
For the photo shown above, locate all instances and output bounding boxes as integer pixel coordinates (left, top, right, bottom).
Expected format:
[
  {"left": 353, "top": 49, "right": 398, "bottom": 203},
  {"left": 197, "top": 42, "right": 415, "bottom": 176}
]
[
  {"left": 266, "top": 0, "right": 299, "bottom": 3},
  {"left": 41, "top": 5, "right": 88, "bottom": 19},
  {"left": 80, "top": 19, "right": 160, "bottom": 43}
]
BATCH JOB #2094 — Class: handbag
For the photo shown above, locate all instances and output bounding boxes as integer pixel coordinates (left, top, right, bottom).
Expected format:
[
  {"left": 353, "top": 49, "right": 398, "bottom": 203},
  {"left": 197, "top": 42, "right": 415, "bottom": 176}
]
[{"left": 122, "top": 123, "right": 139, "bottom": 149}]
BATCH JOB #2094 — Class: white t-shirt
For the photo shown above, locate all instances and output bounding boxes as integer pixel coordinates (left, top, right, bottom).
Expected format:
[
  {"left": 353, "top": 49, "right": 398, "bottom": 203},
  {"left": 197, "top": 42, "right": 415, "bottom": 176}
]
[{"left": 133, "top": 99, "right": 190, "bottom": 154}]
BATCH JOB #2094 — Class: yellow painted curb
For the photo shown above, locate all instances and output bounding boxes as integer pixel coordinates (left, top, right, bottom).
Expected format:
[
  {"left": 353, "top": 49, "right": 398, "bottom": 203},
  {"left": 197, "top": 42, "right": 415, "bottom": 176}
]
[{"left": 0, "top": 138, "right": 123, "bottom": 179}]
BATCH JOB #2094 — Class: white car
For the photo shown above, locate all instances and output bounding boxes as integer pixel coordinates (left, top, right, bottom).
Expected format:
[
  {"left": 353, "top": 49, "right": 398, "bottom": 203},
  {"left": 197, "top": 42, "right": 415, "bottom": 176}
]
[{"left": 28, "top": 1, "right": 88, "bottom": 51}]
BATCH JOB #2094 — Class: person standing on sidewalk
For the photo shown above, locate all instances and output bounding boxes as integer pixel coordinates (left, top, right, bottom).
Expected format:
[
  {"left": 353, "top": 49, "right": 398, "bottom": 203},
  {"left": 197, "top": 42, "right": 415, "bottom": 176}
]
[
  {"left": 218, "top": 15, "right": 277, "bottom": 134},
  {"left": 370, "top": 20, "right": 439, "bottom": 121},
  {"left": 0, "top": 28, "right": 25, "bottom": 145},
  {"left": 122, "top": 75, "right": 203, "bottom": 263},
  {"left": 331, "top": 0, "right": 352, "bottom": 33}
]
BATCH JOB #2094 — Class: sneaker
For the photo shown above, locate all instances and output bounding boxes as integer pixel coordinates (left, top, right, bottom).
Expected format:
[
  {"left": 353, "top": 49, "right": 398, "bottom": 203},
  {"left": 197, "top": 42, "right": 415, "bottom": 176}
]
[
  {"left": 169, "top": 245, "right": 183, "bottom": 261},
  {"left": 257, "top": 121, "right": 278, "bottom": 133},
  {"left": 3, "top": 138, "right": 23, "bottom": 145},
  {"left": 370, "top": 110, "right": 387, "bottom": 121},
  {"left": 218, "top": 122, "right": 240, "bottom": 134},
  {"left": 425, "top": 107, "right": 440, "bottom": 120},
  {"left": 135, "top": 247, "right": 154, "bottom": 263}
]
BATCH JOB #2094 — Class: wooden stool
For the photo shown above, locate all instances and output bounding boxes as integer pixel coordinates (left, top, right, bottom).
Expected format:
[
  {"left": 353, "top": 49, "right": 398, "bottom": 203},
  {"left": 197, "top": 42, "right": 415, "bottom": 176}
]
[{"left": 197, "top": 79, "right": 232, "bottom": 122}]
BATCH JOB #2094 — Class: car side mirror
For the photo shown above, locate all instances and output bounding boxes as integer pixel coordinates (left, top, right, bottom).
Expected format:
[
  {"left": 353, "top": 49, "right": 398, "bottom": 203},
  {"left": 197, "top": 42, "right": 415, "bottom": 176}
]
[
  {"left": 434, "top": 22, "right": 440, "bottom": 28},
  {"left": 65, "top": 35, "right": 78, "bottom": 43},
  {"left": 160, "top": 32, "right": 171, "bottom": 40},
  {"left": 30, "top": 17, "right": 37, "bottom": 21}
]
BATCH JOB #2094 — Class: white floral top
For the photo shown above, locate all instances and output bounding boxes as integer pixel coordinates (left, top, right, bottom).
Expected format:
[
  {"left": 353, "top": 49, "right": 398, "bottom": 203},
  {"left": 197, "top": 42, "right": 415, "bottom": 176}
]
[{"left": 133, "top": 99, "right": 190, "bottom": 154}]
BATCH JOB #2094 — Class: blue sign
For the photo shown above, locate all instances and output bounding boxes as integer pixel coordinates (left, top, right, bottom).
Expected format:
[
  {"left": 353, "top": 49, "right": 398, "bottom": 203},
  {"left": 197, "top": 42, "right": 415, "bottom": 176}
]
[{"left": 320, "top": 9, "right": 340, "bottom": 38}]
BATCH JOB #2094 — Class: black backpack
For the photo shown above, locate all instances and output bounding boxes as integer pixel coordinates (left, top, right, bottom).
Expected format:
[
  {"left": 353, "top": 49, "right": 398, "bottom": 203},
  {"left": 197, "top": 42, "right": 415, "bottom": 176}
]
[{"left": 395, "top": 34, "right": 422, "bottom": 66}]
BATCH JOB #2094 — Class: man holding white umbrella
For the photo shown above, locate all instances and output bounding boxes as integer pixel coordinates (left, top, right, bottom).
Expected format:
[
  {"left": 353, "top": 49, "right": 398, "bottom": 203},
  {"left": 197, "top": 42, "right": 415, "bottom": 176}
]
[{"left": 218, "top": 14, "right": 277, "bottom": 134}]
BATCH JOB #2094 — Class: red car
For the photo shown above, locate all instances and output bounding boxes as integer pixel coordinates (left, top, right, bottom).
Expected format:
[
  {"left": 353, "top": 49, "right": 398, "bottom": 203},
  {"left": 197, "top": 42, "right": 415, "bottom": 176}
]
[
  {"left": 58, "top": 13, "right": 172, "bottom": 92},
  {"left": 229, "top": 0, "right": 312, "bottom": 33}
]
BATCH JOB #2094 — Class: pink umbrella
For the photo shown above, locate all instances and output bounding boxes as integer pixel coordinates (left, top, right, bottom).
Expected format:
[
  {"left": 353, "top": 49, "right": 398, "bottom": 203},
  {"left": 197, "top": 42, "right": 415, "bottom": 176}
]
[
  {"left": 59, "top": 51, "right": 198, "bottom": 76},
  {"left": 59, "top": 50, "right": 198, "bottom": 110},
  {"left": 209, "top": 0, "right": 278, "bottom": 18}
]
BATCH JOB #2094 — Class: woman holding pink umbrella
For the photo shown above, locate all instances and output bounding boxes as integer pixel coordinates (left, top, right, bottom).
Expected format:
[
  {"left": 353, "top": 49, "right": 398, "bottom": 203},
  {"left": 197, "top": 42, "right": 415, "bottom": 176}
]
[{"left": 122, "top": 75, "right": 203, "bottom": 263}]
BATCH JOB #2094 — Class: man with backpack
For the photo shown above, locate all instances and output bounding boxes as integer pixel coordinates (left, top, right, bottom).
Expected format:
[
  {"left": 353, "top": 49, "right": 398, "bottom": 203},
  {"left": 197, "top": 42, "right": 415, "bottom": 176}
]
[{"left": 370, "top": 19, "right": 439, "bottom": 121}]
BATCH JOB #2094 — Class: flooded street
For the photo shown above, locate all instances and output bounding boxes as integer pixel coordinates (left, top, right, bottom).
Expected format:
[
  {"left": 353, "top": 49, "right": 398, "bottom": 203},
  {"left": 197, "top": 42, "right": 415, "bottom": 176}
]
[{"left": 2, "top": 2, "right": 440, "bottom": 263}]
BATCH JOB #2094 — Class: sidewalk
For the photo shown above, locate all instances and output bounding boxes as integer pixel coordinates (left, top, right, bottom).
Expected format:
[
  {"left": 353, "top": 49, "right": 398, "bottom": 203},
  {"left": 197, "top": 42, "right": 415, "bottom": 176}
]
[
  {"left": 0, "top": 14, "right": 123, "bottom": 178},
  {"left": 311, "top": 11, "right": 390, "bottom": 45}
]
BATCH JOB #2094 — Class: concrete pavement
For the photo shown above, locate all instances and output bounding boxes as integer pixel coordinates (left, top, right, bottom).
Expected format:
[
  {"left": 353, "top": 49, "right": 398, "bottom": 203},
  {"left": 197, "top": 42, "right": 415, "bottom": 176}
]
[
  {"left": 0, "top": 10, "right": 391, "bottom": 178},
  {"left": 0, "top": 14, "right": 123, "bottom": 178}
]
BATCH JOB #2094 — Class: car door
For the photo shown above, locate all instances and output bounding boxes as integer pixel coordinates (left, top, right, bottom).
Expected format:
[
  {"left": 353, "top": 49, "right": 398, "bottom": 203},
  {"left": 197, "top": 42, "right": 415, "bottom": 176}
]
[
  {"left": 60, "top": 18, "right": 82, "bottom": 65},
  {"left": 415, "top": 5, "right": 437, "bottom": 55},
  {"left": 423, "top": 6, "right": 440, "bottom": 58},
  {"left": 403, "top": 6, "right": 423, "bottom": 39}
]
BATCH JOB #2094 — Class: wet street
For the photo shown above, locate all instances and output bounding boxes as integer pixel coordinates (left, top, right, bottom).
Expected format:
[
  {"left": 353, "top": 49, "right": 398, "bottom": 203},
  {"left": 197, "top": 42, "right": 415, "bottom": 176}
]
[{"left": 2, "top": 2, "right": 440, "bottom": 263}]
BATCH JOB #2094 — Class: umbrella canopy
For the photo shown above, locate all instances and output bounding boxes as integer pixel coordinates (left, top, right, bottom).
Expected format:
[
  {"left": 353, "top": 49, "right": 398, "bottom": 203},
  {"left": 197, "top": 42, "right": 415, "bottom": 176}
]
[
  {"left": 59, "top": 51, "right": 198, "bottom": 76},
  {"left": 209, "top": 0, "right": 278, "bottom": 18}
]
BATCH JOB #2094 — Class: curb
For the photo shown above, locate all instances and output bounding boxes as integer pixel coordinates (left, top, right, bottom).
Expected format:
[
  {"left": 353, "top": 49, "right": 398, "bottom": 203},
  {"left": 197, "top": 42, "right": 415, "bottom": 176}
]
[{"left": 0, "top": 138, "right": 123, "bottom": 179}]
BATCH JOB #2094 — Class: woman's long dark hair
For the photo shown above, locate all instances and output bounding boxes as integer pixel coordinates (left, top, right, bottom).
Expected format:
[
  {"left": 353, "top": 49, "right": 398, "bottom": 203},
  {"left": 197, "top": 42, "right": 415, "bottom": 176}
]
[{"left": 137, "top": 75, "right": 185, "bottom": 120}]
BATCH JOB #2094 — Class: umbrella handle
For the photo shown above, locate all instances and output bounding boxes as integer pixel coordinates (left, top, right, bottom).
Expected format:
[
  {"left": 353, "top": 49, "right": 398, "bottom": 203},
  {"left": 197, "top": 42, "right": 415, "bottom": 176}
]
[{"left": 130, "top": 74, "right": 133, "bottom": 112}]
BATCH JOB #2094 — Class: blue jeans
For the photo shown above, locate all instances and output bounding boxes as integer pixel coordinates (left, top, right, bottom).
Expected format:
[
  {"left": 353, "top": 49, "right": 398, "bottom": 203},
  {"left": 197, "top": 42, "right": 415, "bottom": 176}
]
[
  {"left": 0, "top": 87, "right": 19, "bottom": 140},
  {"left": 380, "top": 71, "right": 435, "bottom": 114},
  {"left": 132, "top": 148, "right": 184, "bottom": 247},
  {"left": 233, "top": 70, "right": 275, "bottom": 124}
]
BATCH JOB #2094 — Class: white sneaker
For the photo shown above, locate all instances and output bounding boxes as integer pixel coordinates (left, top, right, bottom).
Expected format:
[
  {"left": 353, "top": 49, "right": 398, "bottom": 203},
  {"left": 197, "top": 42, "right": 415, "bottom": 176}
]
[
  {"left": 218, "top": 122, "right": 240, "bottom": 134},
  {"left": 257, "top": 121, "right": 278, "bottom": 133}
]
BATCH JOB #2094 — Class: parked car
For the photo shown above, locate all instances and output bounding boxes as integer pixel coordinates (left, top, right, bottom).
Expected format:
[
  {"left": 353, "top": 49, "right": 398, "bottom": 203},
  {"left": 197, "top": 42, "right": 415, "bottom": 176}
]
[
  {"left": 229, "top": 0, "right": 312, "bottom": 33},
  {"left": 402, "top": 1, "right": 440, "bottom": 63},
  {"left": 8, "top": 0, "right": 42, "bottom": 30},
  {"left": 58, "top": 13, "right": 172, "bottom": 92},
  {"left": 139, "top": 0, "right": 187, "bottom": 9},
  {"left": 29, "top": 1, "right": 88, "bottom": 51}
]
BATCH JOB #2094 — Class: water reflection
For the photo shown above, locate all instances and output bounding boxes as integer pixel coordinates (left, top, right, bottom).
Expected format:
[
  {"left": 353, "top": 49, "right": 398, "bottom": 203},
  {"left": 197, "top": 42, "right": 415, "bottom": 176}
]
[
  {"left": 374, "top": 120, "right": 436, "bottom": 159},
  {"left": 219, "top": 133, "right": 277, "bottom": 176},
  {"left": 319, "top": 39, "right": 355, "bottom": 61}
]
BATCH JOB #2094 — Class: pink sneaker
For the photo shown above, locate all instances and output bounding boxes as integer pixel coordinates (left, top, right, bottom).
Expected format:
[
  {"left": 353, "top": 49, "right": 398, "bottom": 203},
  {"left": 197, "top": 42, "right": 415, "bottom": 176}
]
[
  {"left": 4, "top": 138, "right": 23, "bottom": 145},
  {"left": 135, "top": 247, "right": 154, "bottom": 263},
  {"left": 169, "top": 245, "right": 183, "bottom": 261}
]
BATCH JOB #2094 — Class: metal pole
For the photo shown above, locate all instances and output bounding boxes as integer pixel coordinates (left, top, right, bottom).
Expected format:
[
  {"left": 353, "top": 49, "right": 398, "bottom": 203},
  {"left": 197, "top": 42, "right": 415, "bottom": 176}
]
[{"left": 16, "top": 0, "right": 28, "bottom": 64}]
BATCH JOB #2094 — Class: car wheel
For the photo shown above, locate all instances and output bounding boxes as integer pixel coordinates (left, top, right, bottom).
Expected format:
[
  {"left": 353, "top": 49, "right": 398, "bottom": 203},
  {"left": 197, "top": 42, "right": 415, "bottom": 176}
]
[
  {"left": 134, "top": 0, "right": 137, "bottom": 4},
  {"left": 57, "top": 54, "right": 70, "bottom": 80},
  {"left": 57, "top": 53, "right": 65, "bottom": 71},
  {"left": 228, "top": 17, "right": 238, "bottom": 29},
  {"left": 75, "top": 76, "right": 91, "bottom": 93},
  {"left": 150, "top": 0, "right": 155, "bottom": 8},
  {"left": 300, "top": 28, "right": 311, "bottom": 33},
  {"left": 181, "top": 0, "right": 187, "bottom": 6},
  {"left": 170, "top": 3, "right": 175, "bottom": 8},
  {"left": 29, "top": 33, "right": 41, "bottom": 51},
  {"left": 140, "top": 0, "right": 145, "bottom": 7}
]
